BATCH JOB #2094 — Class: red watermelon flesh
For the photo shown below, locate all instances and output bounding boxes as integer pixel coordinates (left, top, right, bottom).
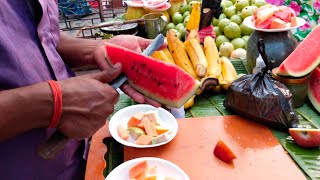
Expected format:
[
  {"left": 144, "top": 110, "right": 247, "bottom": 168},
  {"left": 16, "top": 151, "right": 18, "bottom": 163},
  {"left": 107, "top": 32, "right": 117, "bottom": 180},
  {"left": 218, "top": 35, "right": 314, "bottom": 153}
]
[
  {"left": 104, "top": 43, "right": 199, "bottom": 108},
  {"left": 276, "top": 25, "right": 320, "bottom": 77},
  {"left": 307, "top": 67, "right": 320, "bottom": 113}
]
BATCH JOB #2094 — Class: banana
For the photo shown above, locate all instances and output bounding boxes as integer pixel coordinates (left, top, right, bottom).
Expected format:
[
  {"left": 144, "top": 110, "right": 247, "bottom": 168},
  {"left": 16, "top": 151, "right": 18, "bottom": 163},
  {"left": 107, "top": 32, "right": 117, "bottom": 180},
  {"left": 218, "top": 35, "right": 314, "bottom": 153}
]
[
  {"left": 184, "top": 38, "right": 208, "bottom": 77},
  {"left": 184, "top": 95, "right": 196, "bottom": 109},
  {"left": 220, "top": 57, "right": 238, "bottom": 90},
  {"left": 167, "top": 29, "right": 199, "bottom": 80},
  {"left": 204, "top": 36, "right": 221, "bottom": 78},
  {"left": 162, "top": 48, "right": 175, "bottom": 64},
  {"left": 151, "top": 50, "right": 175, "bottom": 65}
]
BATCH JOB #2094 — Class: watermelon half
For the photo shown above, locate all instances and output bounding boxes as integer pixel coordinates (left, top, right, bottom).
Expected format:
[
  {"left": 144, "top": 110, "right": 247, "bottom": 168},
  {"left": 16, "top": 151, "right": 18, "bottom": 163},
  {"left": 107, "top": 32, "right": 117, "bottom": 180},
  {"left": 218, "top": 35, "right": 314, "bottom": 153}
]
[
  {"left": 276, "top": 25, "right": 320, "bottom": 77},
  {"left": 307, "top": 66, "right": 320, "bottom": 113},
  {"left": 104, "top": 43, "right": 199, "bottom": 108}
]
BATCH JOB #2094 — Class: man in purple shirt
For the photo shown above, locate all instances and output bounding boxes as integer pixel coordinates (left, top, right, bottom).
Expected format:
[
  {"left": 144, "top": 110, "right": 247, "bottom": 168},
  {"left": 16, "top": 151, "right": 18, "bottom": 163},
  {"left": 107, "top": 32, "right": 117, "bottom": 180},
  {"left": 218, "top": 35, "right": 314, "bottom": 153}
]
[{"left": 0, "top": 1, "right": 164, "bottom": 179}]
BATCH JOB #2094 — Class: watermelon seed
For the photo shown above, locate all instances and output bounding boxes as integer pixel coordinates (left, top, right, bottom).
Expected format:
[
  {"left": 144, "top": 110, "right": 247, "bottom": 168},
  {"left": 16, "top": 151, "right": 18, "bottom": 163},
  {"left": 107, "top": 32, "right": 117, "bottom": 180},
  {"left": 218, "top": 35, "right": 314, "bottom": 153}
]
[
  {"left": 148, "top": 69, "right": 152, "bottom": 73},
  {"left": 140, "top": 63, "right": 146, "bottom": 68}
]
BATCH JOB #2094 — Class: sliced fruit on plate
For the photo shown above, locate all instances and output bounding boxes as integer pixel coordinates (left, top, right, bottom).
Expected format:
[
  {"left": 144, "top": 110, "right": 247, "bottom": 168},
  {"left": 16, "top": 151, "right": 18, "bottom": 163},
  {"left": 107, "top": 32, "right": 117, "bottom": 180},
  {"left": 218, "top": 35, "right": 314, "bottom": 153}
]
[
  {"left": 289, "top": 128, "right": 320, "bottom": 148},
  {"left": 213, "top": 139, "right": 237, "bottom": 163},
  {"left": 129, "top": 160, "right": 149, "bottom": 179},
  {"left": 128, "top": 111, "right": 144, "bottom": 127},
  {"left": 128, "top": 127, "right": 146, "bottom": 140},
  {"left": 255, "top": 8, "right": 274, "bottom": 26},
  {"left": 256, "top": 16, "right": 276, "bottom": 29}
]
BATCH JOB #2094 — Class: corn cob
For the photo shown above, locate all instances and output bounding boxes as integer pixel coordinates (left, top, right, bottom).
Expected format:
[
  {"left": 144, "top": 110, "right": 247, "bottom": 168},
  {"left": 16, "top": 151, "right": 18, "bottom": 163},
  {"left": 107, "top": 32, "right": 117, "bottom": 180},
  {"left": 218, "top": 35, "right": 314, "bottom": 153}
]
[
  {"left": 151, "top": 50, "right": 175, "bottom": 65},
  {"left": 204, "top": 36, "right": 221, "bottom": 78},
  {"left": 186, "top": 2, "right": 201, "bottom": 31},
  {"left": 167, "top": 29, "right": 199, "bottom": 79},
  {"left": 184, "top": 38, "right": 208, "bottom": 77},
  {"left": 162, "top": 48, "right": 175, "bottom": 64}
]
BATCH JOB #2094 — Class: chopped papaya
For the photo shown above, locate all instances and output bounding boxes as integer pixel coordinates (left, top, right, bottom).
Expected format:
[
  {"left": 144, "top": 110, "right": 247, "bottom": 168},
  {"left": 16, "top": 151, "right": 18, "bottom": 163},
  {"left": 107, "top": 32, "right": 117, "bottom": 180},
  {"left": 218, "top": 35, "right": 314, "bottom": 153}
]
[
  {"left": 143, "top": 110, "right": 160, "bottom": 124},
  {"left": 135, "top": 135, "right": 154, "bottom": 145},
  {"left": 129, "top": 160, "right": 148, "bottom": 179},
  {"left": 143, "top": 176, "right": 157, "bottom": 180},
  {"left": 128, "top": 112, "right": 144, "bottom": 127},
  {"left": 155, "top": 126, "right": 169, "bottom": 135},
  {"left": 118, "top": 125, "right": 129, "bottom": 141},
  {"left": 143, "top": 117, "right": 159, "bottom": 137},
  {"left": 214, "top": 140, "right": 237, "bottom": 163}
]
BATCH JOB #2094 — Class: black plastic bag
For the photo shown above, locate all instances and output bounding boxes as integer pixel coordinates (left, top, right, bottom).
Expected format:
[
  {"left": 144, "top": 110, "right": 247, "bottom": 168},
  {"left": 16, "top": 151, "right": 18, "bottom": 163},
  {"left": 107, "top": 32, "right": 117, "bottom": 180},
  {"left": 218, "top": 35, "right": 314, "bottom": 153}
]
[{"left": 224, "top": 39, "right": 299, "bottom": 131}]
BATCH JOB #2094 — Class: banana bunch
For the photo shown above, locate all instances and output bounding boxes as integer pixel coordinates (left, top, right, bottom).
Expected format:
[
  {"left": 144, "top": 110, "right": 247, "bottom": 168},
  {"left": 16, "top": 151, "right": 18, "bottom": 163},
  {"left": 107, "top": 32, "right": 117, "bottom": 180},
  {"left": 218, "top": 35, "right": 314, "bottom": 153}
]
[{"left": 151, "top": 30, "right": 238, "bottom": 109}]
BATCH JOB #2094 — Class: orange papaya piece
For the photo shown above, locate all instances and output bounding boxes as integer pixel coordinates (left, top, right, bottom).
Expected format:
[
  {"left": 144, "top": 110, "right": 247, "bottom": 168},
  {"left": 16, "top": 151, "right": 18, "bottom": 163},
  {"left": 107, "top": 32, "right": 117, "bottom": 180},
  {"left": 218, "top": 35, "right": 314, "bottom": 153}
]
[
  {"left": 128, "top": 112, "right": 144, "bottom": 127},
  {"left": 118, "top": 125, "right": 129, "bottom": 141},
  {"left": 129, "top": 160, "right": 148, "bottom": 179},
  {"left": 135, "top": 135, "right": 154, "bottom": 145}
]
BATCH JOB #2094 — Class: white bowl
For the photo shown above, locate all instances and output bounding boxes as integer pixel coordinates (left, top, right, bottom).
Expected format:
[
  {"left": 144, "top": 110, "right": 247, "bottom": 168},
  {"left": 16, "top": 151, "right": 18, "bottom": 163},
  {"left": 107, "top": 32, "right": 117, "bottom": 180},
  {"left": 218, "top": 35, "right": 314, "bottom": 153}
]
[
  {"left": 243, "top": 16, "right": 306, "bottom": 32},
  {"left": 109, "top": 104, "right": 178, "bottom": 148},
  {"left": 105, "top": 157, "right": 190, "bottom": 180}
]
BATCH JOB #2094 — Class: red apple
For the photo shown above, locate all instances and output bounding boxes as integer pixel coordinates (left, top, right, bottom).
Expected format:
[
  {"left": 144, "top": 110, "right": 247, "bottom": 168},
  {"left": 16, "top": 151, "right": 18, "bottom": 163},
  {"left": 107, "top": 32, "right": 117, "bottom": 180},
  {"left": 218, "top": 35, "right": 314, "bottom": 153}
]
[
  {"left": 214, "top": 140, "right": 237, "bottom": 163},
  {"left": 289, "top": 128, "right": 320, "bottom": 148}
]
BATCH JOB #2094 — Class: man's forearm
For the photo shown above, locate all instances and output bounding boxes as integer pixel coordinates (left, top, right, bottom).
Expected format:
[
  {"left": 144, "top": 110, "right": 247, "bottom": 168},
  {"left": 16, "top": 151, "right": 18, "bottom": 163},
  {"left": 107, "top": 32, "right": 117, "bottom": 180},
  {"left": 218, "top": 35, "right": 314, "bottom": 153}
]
[
  {"left": 0, "top": 82, "right": 52, "bottom": 141},
  {"left": 57, "top": 32, "right": 104, "bottom": 68}
]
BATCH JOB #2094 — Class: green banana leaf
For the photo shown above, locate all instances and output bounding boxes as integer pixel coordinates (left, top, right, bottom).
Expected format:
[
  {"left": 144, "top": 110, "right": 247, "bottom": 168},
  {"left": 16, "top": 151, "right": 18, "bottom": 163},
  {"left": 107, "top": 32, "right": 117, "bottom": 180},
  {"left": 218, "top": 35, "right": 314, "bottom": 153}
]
[{"left": 103, "top": 60, "right": 320, "bottom": 179}]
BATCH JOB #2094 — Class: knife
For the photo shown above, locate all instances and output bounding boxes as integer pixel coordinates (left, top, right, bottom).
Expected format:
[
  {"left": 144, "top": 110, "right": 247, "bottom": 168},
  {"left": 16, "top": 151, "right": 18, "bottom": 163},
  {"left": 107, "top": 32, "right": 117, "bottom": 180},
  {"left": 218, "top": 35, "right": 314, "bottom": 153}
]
[{"left": 38, "top": 34, "right": 165, "bottom": 160}]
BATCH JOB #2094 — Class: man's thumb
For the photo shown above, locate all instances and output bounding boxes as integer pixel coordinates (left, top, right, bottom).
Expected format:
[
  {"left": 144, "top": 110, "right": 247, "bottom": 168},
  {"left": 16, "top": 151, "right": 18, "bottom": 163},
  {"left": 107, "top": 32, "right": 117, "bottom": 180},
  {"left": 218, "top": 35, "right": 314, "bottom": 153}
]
[{"left": 86, "top": 63, "right": 122, "bottom": 83}]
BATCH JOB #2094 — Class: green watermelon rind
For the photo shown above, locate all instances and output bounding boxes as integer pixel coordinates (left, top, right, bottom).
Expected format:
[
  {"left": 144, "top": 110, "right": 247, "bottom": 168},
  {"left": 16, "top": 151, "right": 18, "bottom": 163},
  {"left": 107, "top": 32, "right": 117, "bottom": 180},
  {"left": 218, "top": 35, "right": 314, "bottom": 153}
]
[
  {"left": 128, "top": 80, "right": 200, "bottom": 108},
  {"left": 307, "top": 67, "right": 320, "bottom": 113},
  {"left": 276, "top": 26, "right": 320, "bottom": 77},
  {"left": 104, "top": 43, "right": 200, "bottom": 108}
]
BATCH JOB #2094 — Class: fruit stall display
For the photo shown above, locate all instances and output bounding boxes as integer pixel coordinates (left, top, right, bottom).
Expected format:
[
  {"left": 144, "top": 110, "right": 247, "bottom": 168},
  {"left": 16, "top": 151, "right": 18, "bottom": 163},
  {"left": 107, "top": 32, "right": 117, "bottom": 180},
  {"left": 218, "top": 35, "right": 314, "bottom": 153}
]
[{"left": 96, "top": 0, "right": 320, "bottom": 178}]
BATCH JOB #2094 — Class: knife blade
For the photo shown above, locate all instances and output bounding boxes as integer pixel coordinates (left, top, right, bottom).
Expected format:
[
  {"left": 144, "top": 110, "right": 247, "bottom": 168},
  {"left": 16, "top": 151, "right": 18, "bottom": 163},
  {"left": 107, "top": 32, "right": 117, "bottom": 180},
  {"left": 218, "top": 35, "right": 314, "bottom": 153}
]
[{"left": 38, "top": 34, "right": 165, "bottom": 160}]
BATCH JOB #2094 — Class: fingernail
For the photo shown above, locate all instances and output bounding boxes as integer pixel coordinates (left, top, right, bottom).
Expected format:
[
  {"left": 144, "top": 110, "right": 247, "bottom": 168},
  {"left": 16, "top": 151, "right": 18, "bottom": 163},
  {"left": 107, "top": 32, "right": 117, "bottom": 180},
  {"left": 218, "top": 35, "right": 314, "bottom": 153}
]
[{"left": 113, "top": 63, "right": 121, "bottom": 69}]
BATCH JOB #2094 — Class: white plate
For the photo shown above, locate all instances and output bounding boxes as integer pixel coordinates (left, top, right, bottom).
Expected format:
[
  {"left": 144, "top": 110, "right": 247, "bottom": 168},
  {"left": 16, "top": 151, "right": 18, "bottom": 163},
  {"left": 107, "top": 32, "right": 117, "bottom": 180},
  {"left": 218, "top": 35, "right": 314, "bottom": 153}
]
[
  {"left": 124, "top": 0, "right": 144, "bottom": 7},
  {"left": 243, "top": 16, "right": 306, "bottom": 32},
  {"left": 109, "top": 104, "right": 178, "bottom": 148},
  {"left": 143, "top": 0, "right": 168, "bottom": 9},
  {"left": 105, "top": 157, "right": 190, "bottom": 180}
]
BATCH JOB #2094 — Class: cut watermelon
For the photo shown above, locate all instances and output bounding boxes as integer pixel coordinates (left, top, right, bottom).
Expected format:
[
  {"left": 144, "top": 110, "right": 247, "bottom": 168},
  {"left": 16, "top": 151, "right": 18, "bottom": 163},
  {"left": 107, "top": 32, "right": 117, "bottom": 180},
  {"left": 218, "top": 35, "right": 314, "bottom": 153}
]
[
  {"left": 276, "top": 25, "right": 320, "bottom": 77},
  {"left": 307, "top": 67, "right": 320, "bottom": 113},
  {"left": 104, "top": 43, "right": 199, "bottom": 108}
]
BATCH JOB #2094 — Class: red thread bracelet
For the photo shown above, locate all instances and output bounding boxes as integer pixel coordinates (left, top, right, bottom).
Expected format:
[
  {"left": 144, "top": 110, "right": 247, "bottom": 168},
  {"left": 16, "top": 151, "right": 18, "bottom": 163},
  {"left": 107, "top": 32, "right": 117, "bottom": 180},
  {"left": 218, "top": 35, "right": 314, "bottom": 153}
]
[{"left": 47, "top": 80, "right": 62, "bottom": 128}]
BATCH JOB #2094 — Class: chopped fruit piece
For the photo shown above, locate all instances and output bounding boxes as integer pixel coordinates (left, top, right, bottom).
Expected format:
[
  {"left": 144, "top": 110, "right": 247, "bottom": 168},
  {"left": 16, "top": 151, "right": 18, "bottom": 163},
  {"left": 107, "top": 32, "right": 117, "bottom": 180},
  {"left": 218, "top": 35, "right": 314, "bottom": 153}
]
[
  {"left": 273, "top": 11, "right": 291, "bottom": 22},
  {"left": 143, "top": 117, "right": 159, "bottom": 137},
  {"left": 255, "top": 8, "right": 274, "bottom": 26},
  {"left": 214, "top": 140, "right": 237, "bottom": 163},
  {"left": 155, "top": 126, "right": 169, "bottom": 135},
  {"left": 289, "top": 128, "right": 320, "bottom": 148},
  {"left": 290, "top": 16, "right": 297, "bottom": 27},
  {"left": 152, "top": 131, "right": 172, "bottom": 144},
  {"left": 135, "top": 135, "right": 154, "bottom": 145},
  {"left": 128, "top": 112, "right": 144, "bottom": 127},
  {"left": 256, "top": 16, "right": 276, "bottom": 29},
  {"left": 270, "top": 18, "right": 286, "bottom": 29},
  {"left": 118, "top": 125, "right": 129, "bottom": 141},
  {"left": 128, "top": 127, "right": 146, "bottom": 140},
  {"left": 143, "top": 110, "right": 160, "bottom": 124},
  {"left": 143, "top": 176, "right": 157, "bottom": 180},
  {"left": 129, "top": 160, "right": 148, "bottom": 179}
]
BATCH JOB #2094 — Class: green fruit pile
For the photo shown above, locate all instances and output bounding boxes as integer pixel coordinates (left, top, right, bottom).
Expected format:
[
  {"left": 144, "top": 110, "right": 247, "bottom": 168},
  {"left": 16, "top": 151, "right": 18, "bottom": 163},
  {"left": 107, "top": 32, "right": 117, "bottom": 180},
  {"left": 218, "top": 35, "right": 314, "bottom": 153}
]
[{"left": 212, "top": 0, "right": 267, "bottom": 58}]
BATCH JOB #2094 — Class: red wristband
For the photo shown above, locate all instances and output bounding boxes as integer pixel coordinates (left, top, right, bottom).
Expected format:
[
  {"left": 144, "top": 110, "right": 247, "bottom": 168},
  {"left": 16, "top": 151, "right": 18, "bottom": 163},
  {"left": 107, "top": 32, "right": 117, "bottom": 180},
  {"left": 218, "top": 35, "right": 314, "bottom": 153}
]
[{"left": 47, "top": 80, "right": 63, "bottom": 128}]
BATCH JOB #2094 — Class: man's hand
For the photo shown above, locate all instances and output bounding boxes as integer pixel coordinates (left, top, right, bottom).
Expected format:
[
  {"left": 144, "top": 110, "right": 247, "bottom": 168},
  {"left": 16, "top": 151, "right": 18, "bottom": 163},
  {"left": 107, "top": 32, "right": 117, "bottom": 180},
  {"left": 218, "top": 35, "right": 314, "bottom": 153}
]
[
  {"left": 56, "top": 64, "right": 121, "bottom": 140},
  {"left": 92, "top": 35, "right": 167, "bottom": 107}
]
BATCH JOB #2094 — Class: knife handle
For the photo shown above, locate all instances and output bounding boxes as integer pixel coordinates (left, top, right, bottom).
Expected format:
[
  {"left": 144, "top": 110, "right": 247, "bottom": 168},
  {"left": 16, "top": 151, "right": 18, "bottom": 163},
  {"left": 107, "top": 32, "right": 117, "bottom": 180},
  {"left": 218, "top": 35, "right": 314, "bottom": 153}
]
[{"left": 37, "top": 131, "right": 68, "bottom": 160}]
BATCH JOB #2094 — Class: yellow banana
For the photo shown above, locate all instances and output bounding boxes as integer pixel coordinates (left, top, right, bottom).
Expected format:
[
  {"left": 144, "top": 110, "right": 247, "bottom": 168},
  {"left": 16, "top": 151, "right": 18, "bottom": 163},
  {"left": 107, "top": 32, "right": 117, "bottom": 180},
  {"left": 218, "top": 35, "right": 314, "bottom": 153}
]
[
  {"left": 186, "top": 2, "right": 201, "bottom": 31},
  {"left": 167, "top": 29, "right": 199, "bottom": 80},
  {"left": 184, "top": 95, "right": 196, "bottom": 109},
  {"left": 162, "top": 48, "right": 175, "bottom": 64},
  {"left": 204, "top": 36, "right": 221, "bottom": 78},
  {"left": 151, "top": 50, "right": 175, "bottom": 65},
  {"left": 184, "top": 38, "right": 208, "bottom": 77},
  {"left": 220, "top": 57, "right": 238, "bottom": 90}
]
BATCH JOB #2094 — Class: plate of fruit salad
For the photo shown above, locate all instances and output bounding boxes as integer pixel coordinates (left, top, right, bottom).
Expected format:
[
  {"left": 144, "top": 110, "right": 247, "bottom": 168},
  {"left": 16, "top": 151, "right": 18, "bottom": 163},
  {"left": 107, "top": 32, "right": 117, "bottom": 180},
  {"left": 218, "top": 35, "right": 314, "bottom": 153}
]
[
  {"left": 105, "top": 157, "right": 190, "bottom": 180},
  {"left": 243, "top": 4, "right": 305, "bottom": 32},
  {"left": 109, "top": 104, "right": 178, "bottom": 148}
]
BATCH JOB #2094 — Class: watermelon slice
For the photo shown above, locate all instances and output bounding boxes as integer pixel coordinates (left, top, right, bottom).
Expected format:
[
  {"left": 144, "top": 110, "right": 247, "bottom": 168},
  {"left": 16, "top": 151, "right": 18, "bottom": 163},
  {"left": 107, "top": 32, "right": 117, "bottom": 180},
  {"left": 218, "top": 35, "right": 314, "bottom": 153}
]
[
  {"left": 104, "top": 43, "right": 199, "bottom": 108},
  {"left": 276, "top": 25, "right": 320, "bottom": 77},
  {"left": 307, "top": 67, "right": 320, "bottom": 113}
]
